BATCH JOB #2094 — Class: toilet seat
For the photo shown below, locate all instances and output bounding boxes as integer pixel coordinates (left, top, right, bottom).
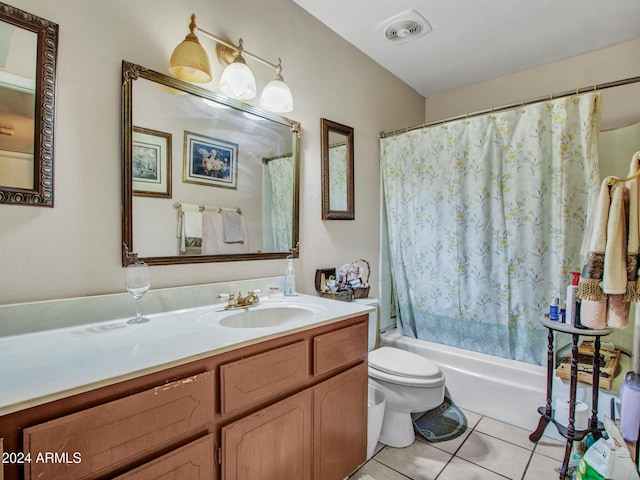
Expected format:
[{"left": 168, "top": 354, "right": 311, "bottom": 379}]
[{"left": 369, "top": 347, "right": 444, "bottom": 387}]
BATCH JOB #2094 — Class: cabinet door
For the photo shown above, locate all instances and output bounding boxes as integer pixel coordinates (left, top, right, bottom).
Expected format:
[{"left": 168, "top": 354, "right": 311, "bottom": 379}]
[
  {"left": 1, "top": 438, "right": 4, "bottom": 480},
  {"left": 114, "top": 434, "right": 215, "bottom": 480},
  {"left": 23, "top": 371, "right": 215, "bottom": 480},
  {"left": 313, "top": 363, "right": 367, "bottom": 480},
  {"left": 222, "top": 389, "right": 312, "bottom": 480}
]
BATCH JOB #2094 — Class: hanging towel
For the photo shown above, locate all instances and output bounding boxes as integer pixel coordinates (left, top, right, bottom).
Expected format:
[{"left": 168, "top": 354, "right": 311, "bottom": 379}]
[
  {"left": 202, "top": 211, "right": 249, "bottom": 255},
  {"left": 608, "top": 294, "right": 630, "bottom": 328},
  {"left": 602, "top": 183, "right": 628, "bottom": 295},
  {"left": 580, "top": 299, "right": 608, "bottom": 329},
  {"left": 222, "top": 212, "right": 246, "bottom": 243},
  {"left": 578, "top": 178, "right": 613, "bottom": 301},
  {"left": 176, "top": 203, "right": 202, "bottom": 254},
  {"left": 626, "top": 155, "right": 640, "bottom": 301}
]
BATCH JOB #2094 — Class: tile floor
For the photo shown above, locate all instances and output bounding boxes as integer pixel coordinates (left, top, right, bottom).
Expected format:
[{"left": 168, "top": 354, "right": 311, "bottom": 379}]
[{"left": 349, "top": 408, "right": 568, "bottom": 480}]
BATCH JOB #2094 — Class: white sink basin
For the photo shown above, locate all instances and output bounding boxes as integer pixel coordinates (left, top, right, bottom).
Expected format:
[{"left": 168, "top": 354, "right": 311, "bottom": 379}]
[{"left": 200, "top": 301, "right": 328, "bottom": 329}]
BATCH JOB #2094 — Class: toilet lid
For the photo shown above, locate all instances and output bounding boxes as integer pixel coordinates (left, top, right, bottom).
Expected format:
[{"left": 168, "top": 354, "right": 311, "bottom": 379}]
[{"left": 368, "top": 347, "right": 441, "bottom": 380}]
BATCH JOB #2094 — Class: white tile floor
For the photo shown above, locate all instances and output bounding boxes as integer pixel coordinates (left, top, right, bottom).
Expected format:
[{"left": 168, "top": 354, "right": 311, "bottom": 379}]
[{"left": 349, "top": 408, "right": 568, "bottom": 480}]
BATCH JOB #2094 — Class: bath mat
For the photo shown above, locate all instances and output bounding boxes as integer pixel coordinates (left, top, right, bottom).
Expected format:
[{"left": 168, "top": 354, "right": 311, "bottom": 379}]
[
  {"left": 411, "top": 396, "right": 467, "bottom": 442},
  {"left": 356, "top": 476, "right": 376, "bottom": 480}
]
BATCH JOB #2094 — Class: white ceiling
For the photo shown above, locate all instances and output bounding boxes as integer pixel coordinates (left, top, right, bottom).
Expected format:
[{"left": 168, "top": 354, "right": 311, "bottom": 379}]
[{"left": 292, "top": 0, "right": 640, "bottom": 97}]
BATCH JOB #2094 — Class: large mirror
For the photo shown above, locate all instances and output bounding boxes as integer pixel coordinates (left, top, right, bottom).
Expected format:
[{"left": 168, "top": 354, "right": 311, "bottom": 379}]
[
  {"left": 122, "top": 61, "right": 300, "bottom": 266},
  {"left": 0, "top": 3, "right": 57, "bottom": 206},
  {"left": 320, "top": 118, "right": 354, "bottom": 220}
]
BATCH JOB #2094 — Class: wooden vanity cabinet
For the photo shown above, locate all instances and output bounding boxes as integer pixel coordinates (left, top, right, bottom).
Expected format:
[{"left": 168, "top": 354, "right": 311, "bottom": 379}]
[
  {"left": 0, "top": 314, "right": 368, "bottom": 480},
  {"left": 220, "top": 320, "right": 368, "bottom": 480}
]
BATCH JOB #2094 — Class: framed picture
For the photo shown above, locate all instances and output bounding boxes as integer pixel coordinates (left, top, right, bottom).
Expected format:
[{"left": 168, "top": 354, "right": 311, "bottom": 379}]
[
  {"left": 132, "top": 126, "right": 172, "bottom": 198},
  {"left": 183, "top": 131, "right": 238, "bottom": 189}
]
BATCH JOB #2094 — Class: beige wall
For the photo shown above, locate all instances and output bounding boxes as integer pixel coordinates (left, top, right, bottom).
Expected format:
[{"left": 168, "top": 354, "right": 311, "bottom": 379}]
[
  {"left": 0, "top": 0, "right": 425, "bottom": 305},
  {"left": 424, "top": 38, "right": 640, "bottom": 131}
]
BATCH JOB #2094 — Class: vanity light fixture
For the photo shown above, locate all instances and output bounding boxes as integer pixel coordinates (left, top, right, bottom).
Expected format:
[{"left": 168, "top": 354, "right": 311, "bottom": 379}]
[
  {"left": 218, "top": 38, "right": 257, "bottom": 100},
  {"left": 170, "top": 14, "right": 294, "bottom": 113}
]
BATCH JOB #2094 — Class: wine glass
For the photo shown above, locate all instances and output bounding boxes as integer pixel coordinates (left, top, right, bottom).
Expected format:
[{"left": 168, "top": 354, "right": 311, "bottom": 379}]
[{"left": 125, "top": 262, "right": 151, "bottom": 324}]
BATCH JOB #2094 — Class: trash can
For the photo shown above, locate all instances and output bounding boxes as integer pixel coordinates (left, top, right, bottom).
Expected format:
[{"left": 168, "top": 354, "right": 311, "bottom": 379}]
[
  {"left": 619, "top": 372, "right": 640, "bottom": 442},
  {"left": 367, "top": 384, "right": 386, "bottom": 460}
]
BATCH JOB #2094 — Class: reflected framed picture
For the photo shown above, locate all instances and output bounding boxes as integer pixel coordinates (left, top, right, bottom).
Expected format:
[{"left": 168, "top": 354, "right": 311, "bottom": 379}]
[
  {"left": 183, "top": 131, "right": 238, "bottom": 189},
  {"left": 132, "top": 126, "right": 172, "bottom": 198}
]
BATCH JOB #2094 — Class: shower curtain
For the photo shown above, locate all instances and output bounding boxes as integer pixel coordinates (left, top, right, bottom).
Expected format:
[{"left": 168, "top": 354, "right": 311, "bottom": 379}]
[
  {"left": 266, "top": 156, "right": 294, "bottom": 251},
  {"left": 380, "top": 93, "right": 601, "bottom": 365}
]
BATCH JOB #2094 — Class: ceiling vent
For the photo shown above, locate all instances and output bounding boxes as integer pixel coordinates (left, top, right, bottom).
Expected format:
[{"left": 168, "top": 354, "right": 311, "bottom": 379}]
[{"left": 377, "top": 9, "right": 432, "bottom": 45}]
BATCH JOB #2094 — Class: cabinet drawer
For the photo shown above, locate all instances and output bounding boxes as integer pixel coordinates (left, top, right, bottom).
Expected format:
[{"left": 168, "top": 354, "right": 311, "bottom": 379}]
[
  {"left": 314, "top": 321, "right": 367, "bottom": 376},
  {"left": 220, "top": 340, "right": 308, "bottom": 415},
  {"left": 23, "top": 371, "right": 215, "bottom": 480},
  {"left": 114, "top": 434, "right": 215, "bottom": 480}
]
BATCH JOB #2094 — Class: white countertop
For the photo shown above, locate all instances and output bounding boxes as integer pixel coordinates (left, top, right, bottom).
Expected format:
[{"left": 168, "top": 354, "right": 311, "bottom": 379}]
[{"left": 0, "top": 293, "right": 373, "bottom": 415}]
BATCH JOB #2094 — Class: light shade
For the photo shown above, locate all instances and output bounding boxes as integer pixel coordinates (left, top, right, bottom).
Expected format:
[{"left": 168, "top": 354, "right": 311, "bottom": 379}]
[
  {"left": 219, "top": 55, "right": 257, "bottom": 100},
  {"left": 169, "top": 32, "right": 212, "bottom": 83},
  {"left": 259, "top": 73, "right": 293, "bottom": 113}
]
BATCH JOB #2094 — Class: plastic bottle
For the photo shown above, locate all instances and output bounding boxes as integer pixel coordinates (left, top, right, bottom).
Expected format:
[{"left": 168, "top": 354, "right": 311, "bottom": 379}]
[
  {"left": 566, "top": 272, "right": 581, "bottom": 327},
  {"left": 549, "top": 296, "right": 560, "bottom": 321},
  {"left": 619, "top": 372, "right": 640, "bottom": 441},
  {"left": 284, "top": 256, "right": 297, "bottom": 296}
]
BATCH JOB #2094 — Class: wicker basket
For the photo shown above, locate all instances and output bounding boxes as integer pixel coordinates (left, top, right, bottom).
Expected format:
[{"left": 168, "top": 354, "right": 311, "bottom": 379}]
[
  {"left": 351, "top": 259, "right": 370, "bottom": 299},
  {"left": 315, "top": 268, "right": 353, "bottom": 302},
  {"left": 319, "top": 289, "right": 353, "bottom": 302}
]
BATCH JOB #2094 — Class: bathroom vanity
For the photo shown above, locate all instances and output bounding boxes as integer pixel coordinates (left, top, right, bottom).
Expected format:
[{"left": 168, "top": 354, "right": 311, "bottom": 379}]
[{"left": 0, "top": 291, "right": 372, "bottom": 480}]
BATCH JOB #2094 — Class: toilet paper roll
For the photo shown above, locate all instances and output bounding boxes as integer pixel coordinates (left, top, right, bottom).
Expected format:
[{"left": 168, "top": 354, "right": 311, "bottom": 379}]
[{"left": 555, "top": 398, "right": 589, "bottom": 431}]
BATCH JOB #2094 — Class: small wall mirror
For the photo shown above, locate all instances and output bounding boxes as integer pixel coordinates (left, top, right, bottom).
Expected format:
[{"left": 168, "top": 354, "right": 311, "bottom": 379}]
[
  {"left": 321, "top": 118, "right": 354, "bottom": 220},
  {"left": 122, "top": 61, "right": 300, "bottom": 266},
  {"left": 0, "top": 3, "right": 57, "bottom": 206}
]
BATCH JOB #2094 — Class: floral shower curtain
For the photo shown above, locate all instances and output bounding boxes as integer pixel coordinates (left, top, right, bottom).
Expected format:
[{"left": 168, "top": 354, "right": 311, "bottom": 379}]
[
  {"left": 380, "top": 93, "right": 601, "bottom": 365},
  {"left": 267, "top": 156, "right": 294, "bottom": 251}
]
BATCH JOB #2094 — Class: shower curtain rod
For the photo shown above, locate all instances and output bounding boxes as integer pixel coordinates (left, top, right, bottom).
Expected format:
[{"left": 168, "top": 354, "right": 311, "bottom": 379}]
[{"left": 380, "top": 74, "right": 640, "bottom": 138}]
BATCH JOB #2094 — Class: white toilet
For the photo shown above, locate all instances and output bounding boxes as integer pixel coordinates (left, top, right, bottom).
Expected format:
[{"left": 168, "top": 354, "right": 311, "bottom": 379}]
[
  {"left": 355, "top": 298, "right": 446, "bottom": 449},
  {"left": 369, "top": 346, "right": 446, "bottom": 447}
]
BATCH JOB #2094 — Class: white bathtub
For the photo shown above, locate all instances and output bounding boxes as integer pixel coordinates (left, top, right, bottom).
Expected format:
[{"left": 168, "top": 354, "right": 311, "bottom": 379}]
[{"left": 380, "top": 329, "right": 618, "bottom": 440}]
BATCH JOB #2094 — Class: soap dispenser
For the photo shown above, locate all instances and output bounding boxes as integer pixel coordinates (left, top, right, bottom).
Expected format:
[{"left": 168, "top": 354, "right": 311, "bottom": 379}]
[{"left": 284, "top": 255, "right": 297, "bottom": 296}]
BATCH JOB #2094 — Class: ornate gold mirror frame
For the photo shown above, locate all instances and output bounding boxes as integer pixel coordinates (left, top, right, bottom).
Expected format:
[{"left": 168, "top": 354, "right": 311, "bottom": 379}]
[{"left": 0, "top": 3, "right": 58, "bottom": 206}]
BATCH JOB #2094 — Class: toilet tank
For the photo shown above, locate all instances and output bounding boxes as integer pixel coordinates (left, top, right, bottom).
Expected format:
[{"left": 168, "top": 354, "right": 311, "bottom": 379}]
[{"left": 353, "top": 298, "right": 379, "bottom": 351}]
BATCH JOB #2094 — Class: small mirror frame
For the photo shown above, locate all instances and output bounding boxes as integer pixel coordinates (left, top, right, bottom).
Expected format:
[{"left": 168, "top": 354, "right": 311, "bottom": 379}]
[
  {"left": 320, "top": 118, "right": 354, "bottom": 220},
  {"left": 0, "top": 3, "right": 58, "bottom": 207}
]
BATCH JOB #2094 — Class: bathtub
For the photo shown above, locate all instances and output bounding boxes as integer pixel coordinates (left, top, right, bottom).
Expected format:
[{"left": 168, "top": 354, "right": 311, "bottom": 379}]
[{"left": 380, "top": 329, "right": 618, "bottom": 440}]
